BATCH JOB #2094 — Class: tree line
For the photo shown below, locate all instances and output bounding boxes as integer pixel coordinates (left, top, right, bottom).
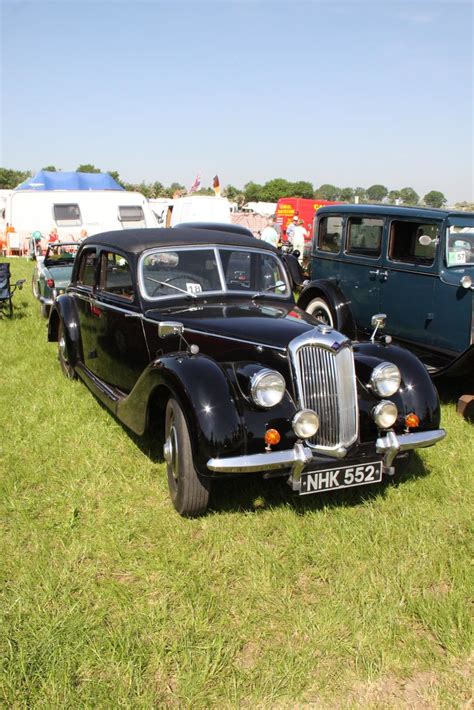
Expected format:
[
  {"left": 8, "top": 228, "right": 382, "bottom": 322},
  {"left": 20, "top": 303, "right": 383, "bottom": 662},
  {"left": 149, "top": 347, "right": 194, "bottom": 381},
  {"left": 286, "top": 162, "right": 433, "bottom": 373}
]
[{"left": 1, "top": 165, "right": 470, "bottom": 211}]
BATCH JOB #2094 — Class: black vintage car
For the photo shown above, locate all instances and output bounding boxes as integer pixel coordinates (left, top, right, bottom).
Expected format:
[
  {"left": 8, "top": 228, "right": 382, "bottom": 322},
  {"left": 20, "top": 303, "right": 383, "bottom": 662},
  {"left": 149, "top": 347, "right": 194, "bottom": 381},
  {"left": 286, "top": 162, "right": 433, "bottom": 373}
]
[{"left": 48, "top": 227, "right": 445, "bottom": 516}]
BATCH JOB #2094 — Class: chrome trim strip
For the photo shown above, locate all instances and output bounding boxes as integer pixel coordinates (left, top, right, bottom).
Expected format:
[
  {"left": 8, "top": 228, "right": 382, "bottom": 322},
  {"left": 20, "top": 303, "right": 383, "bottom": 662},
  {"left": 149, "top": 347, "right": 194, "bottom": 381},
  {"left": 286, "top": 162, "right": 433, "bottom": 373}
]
[{"left": 207, "top": 442, "right": 313, "bottom": 474}]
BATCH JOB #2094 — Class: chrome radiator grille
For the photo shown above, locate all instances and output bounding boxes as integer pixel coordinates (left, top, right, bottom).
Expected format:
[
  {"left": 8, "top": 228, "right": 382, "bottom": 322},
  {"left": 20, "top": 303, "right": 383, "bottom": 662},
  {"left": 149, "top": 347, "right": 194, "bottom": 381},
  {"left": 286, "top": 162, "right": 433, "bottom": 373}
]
[{"left": 289, "top": 329, "right": 358, "bottom": 453}]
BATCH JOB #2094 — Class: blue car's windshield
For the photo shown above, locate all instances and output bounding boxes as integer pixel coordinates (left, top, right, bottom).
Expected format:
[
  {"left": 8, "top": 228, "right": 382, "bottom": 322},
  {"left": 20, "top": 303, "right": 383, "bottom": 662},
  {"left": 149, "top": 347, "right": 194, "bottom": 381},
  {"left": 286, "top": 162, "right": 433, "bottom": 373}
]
[{"left": 446, "top": 224, "right": 474, "bottom": 267}]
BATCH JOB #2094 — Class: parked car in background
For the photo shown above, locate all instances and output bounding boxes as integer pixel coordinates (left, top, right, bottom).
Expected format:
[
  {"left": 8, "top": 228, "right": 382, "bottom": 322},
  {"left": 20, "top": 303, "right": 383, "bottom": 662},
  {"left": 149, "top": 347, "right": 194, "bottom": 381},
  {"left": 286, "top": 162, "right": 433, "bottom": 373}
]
[
  {"left": 32, "top": 242, "right": 79, "bottom": 317},
  {"left": 48, "top": 226, "right": 445, "bottom": 516},
  {"left": 298, "top": 205, "right": 474, "bottom": 377}
]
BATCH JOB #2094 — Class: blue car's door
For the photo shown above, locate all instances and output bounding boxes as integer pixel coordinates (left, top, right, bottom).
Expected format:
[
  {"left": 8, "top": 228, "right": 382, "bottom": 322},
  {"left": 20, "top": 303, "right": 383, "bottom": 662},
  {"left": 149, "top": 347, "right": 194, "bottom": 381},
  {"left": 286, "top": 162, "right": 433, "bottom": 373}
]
[
  {"left": 337, "top": 214, "right": 386, "bottom": 333},
  {"left": 379, "top": 218, "right": 441, "bottom": 349}
]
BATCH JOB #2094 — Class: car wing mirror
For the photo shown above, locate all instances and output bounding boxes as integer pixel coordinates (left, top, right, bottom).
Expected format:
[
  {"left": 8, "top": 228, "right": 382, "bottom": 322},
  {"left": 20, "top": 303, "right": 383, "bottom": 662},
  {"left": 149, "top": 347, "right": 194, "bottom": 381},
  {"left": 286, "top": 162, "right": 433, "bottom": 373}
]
[
  {"left": 418, "top": 235, "right": 439, "bottom": 246},
  {"left": 158, "top": 321, "right": 184, "bottom": 338},
  {"left": 370, "top": 313, "right": 386, "bottom": 342}
]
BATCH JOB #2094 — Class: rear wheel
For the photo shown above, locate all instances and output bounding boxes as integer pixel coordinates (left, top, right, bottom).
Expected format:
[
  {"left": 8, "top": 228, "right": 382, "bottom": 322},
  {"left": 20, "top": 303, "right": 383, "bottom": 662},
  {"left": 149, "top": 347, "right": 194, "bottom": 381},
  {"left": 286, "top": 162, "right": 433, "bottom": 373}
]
[
  {"left": 58, "top": 321, "right": 76, "bottom": 379},
  {"left": 31, "top": 271, "right": 39, "bottom": 299},
  {"left": 164, "top": 398, "right": 210, "bottom": 517},
  {"left": 305, "top": 296, "right": 335, "bottom": 327}
]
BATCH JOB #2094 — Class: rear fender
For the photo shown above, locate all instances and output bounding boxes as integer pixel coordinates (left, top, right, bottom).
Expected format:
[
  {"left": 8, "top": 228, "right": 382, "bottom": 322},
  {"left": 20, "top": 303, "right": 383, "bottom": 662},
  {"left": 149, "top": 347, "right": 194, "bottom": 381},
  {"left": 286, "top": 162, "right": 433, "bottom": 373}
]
[{"left": 47, "top": 295, "right": 82, "bottom": 366}]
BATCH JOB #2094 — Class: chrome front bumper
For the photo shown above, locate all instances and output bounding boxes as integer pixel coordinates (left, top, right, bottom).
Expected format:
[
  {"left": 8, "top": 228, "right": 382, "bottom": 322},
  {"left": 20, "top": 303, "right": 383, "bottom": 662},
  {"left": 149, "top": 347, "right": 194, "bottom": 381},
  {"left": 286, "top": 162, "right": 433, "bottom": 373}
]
[{"left": 207, "top": 429, "right": 446, "bottom": 479}]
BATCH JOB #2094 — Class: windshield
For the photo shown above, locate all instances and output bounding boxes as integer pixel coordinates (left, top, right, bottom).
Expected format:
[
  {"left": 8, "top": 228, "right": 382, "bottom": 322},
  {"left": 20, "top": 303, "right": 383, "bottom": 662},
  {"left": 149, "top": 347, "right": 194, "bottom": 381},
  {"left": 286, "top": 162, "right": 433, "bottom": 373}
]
[
  {"left": 446, "top": 224, "right": 474, "bottom": 267},
  {"left": 44, "top": 243, "right": 79, "bottom": 266},
  {"left": 139, "top": 246, "right": 290, "bottom": 300}
]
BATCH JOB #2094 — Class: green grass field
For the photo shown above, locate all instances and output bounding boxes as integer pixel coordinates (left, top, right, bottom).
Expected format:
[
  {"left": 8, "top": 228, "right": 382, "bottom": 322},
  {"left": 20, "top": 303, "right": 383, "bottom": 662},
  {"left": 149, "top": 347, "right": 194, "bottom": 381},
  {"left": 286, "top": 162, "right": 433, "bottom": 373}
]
[{"left": 1, "top": 258, "right": 472, "bottom": 708}]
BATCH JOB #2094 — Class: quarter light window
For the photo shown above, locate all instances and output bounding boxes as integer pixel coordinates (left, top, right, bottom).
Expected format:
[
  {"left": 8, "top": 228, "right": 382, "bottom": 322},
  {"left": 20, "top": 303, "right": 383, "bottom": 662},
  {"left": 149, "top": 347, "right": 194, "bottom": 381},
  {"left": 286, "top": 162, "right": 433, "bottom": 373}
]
[
  {"left": 346, "top": 217, "right": 384, "bottom": 257},
  {"left": 389, "top": 221, "right": 439, "bottom": 265},
  {"left": 77, "top": 249, "right": 97, "bottom": 288},
  {"left": 53, "top": 203, "right": 82, "bottom": 226},
  {"left": 317, "top": 216, "right": 343, "bottom": 253},
  {"left": 102, "top": 252, "right": 134, "bottom": 300}
]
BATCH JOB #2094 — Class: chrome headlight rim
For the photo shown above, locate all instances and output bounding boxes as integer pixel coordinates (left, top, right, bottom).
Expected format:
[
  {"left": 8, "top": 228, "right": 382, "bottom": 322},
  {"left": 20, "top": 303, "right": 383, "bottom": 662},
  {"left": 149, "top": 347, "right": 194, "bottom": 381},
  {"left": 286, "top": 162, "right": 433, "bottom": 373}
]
[
  {"left": 250, "top": 368, "right": 286, "bottom": 409},
  {"left": 372, "top": 400, "right": 398, "bottom": 429},
  {"left": 292, "top": 409, "right": 320, "bottom": 439},
  {"left": 370, "top": 362, "right": 401, "bottom": 397}
]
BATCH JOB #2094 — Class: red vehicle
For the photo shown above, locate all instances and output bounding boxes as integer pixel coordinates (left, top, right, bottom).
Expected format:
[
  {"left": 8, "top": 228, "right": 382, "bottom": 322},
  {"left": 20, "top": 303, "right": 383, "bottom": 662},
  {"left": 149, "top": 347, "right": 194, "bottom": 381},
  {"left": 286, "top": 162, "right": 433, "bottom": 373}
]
[{"left": 275, "top": 198, "right": 341, "bottom": 242}]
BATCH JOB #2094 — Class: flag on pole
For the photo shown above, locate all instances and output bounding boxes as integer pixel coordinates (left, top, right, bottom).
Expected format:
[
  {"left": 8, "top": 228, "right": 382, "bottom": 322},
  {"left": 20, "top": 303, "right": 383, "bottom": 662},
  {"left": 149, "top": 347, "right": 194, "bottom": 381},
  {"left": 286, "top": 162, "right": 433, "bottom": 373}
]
[
  {"left": 213, "top": 175, "right": 221, "bottom": 197},
  {"left": 189, "top": 174, "right": 201, "bottom": 193}
]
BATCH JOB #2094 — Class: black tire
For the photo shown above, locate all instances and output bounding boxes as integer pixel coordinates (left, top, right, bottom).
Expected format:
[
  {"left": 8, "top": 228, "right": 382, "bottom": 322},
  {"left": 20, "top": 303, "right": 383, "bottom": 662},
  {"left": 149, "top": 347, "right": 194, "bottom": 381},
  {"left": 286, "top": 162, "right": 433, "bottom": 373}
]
[
  {"left": 58, "top": 320, "right": 76, "bottom": 379},
  {"left": 305, "top": 296, "right": 336, "bottom": 327},
  {"left": 164, "top": 398, "right": 210, "bottom": 517}
]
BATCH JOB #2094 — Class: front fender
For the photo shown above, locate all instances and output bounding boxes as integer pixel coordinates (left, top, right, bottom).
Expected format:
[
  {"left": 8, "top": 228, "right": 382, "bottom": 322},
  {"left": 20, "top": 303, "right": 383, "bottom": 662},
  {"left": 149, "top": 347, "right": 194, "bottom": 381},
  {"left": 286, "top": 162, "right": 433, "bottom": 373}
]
[
  {"left": 354, "top": 342, "right": 441, "bottom": 437},
  {"left": 297, "top": 278, "right": 356, "bottom": 339},
  {"left": 117, "top": 353, "right": 245, "bottom": 474},
  {"left": 47, "top": 294, "right": 82, "bottom": 366}
]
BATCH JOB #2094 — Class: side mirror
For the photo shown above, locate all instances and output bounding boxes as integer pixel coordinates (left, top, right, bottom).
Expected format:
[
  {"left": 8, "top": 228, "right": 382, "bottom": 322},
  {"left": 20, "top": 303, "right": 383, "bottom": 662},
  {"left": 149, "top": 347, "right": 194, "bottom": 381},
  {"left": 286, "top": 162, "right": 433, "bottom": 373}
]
[
  {"left": 371, "top": 313, "right": 386, "bottom": 329},
  {"left": 158, "top": 321, "right": 184, "bottom": 338},
  {"left": 418, "top": 235, "right": 433, "bottom": 246}
]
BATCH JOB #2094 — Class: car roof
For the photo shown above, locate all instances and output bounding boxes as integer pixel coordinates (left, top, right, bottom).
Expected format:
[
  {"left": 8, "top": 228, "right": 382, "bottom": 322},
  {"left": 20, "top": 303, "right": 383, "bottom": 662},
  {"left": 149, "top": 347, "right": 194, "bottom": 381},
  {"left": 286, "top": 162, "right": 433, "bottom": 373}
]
[
  {"left": 315, "top": 204, "right": 473, "bottom": 220},
  {"left": 80, "top": 226, "right": 274, "bottom": 255}
]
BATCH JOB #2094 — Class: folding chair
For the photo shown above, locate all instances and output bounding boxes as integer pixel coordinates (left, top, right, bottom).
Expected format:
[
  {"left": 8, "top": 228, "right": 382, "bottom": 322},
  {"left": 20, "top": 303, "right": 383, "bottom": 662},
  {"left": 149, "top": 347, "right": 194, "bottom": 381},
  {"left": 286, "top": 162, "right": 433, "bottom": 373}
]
[{"left": 0, "top": 263, "right": 26, "bottom": 318}]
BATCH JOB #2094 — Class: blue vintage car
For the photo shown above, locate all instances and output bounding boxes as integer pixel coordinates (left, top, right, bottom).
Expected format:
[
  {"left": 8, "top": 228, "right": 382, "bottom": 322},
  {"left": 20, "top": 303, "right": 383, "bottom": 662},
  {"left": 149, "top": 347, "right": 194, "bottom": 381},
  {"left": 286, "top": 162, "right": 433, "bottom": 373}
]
[{"left": 297, "top": 205, "right": 474, "bottom": 377}]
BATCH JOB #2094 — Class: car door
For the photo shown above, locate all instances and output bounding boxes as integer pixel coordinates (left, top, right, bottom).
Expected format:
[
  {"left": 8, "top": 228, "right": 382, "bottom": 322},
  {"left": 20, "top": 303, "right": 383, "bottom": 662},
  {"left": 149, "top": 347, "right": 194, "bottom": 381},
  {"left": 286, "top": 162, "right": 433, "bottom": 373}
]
[
  {"left": 379, "top": 218, "right": 441, "bottom": 348},
  {"left": 339, "top": 214, "right": 385, "bottom": 333},
  {"left": 73, "top": 246, "right": 100, "bottom": 372},
  {"left": 92, "top": 250, "right": 150, "bottom": 392}
]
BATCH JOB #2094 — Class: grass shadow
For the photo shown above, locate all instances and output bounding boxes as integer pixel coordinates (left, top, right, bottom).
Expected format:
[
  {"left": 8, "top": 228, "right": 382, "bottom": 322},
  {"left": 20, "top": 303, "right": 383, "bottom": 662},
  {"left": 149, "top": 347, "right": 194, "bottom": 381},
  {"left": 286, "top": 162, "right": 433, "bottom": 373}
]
[{"left": 208, "top": 453, "right": 430, "bottom": 516}]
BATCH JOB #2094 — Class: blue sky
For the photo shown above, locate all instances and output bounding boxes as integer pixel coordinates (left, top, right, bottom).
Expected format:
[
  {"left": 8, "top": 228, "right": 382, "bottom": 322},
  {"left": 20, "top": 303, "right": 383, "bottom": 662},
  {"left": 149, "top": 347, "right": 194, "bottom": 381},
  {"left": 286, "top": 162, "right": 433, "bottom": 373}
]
[{"left": 1, "top": 0, "right": 472, "bottom": 203}]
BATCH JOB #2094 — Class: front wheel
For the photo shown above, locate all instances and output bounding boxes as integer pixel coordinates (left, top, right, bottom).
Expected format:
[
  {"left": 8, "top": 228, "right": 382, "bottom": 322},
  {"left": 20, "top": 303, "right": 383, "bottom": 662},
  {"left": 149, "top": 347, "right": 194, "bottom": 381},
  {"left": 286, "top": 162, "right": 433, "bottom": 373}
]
[
  {"left": 305, "top": 296, "right": 335, "bottom": 327},
  {"left": 164, "top": 398, "right": 210, "bottom": 517},
  {"left": 31, "top": 271, "right": 39, "bottom": 299}
]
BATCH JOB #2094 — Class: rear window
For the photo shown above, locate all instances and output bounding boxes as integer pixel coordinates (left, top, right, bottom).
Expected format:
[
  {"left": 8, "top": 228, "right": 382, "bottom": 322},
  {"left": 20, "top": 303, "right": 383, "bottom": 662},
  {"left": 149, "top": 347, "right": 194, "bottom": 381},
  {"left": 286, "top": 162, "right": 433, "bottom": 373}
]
[
  {"left": 53, "top": 203, "right": 82, "bottom": 226},
  {"left": 346, "top": 217, "right": 384, "bottom": 258},
  {"left": 317, "top": 216, "right": 343, "bottom": 253}
]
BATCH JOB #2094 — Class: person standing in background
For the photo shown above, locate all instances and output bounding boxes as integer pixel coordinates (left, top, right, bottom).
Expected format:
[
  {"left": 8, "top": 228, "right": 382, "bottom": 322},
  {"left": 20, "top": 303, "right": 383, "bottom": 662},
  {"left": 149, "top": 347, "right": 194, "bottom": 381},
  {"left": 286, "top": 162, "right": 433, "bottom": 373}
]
[
  {"left": 260, "top": 217, "right": 279, "bottom": 247},
  {"left": 292, "top": 219, "right": 308, "bottom": 264},
  {"left": 286, "top": 215, "right": 298, "bottom": 246}
]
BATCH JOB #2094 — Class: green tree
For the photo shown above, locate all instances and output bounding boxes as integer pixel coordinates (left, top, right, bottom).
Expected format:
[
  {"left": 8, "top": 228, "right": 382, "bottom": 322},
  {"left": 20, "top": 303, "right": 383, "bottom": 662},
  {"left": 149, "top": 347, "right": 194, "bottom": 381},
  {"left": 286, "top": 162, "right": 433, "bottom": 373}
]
[
  {"left": 387, "top": 190, "right": 401, "bottom": 204},
  {"left": 76, "top": 164, "right": 101, "bottom": 173},
  {"left": 150, "top": 181, "right": 166, "bottom": 197},
  {"left": 354, "top": 187, "right": 367, "bottom": 202},
  {"left": 366, "top": 184, "right": 388, "bottom": 202},
  {"left": 195, "top": 187, "right": 215, "bottom": 196},
  {"left": 399, "top": 187, "right": 419, "bottom": 205},
  {"left": 260, "top": 178, "right": 294, "bottom": 202},
  {"left": 41, "top": 165, "right": 58, "bottom": 172},
  {"left": 423, "top": 190, "right": 447, "bottom": 208},
  {"left": 314, "top": 184, "right": 340, "bottom": 200},
  {"left": 339, "top": 187, "right": 355, "bottom": 202},
  {"left": 290, "top": 181, "right": 314, "bottom": 199},
  {"left": 0, "top": 167, "right": 32, "bottom": 189},
  {"left": 243, "top": 182, "right": 263, "bottom": 203},
  {"left": 165, "top": 182, "right": 185, "bottom": 198}
]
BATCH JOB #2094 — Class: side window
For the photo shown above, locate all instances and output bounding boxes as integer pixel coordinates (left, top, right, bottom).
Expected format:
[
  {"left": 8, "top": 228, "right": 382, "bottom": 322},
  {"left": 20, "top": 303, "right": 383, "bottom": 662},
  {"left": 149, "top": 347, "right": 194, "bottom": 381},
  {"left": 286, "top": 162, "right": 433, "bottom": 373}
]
[
  {"left": 101, "top": 252, "right": 134, "bottom": 300},
  {"left": 53, "top": 203, "right": 82, "bottom": 226},
  {"left": 389, "top": 221, "right": 438, "bottom": 265},
  {"left": 346, "top": 217, "right": 384, "bottom": 258},
  {"left": 317, "top": 216, "right": 343, "bottom": 253},
  {"left": 77, "top": 249, "right": 97, "bottom": 288},
  {"left": 118, "top": 206, "right": 145, "bottom": 229}
]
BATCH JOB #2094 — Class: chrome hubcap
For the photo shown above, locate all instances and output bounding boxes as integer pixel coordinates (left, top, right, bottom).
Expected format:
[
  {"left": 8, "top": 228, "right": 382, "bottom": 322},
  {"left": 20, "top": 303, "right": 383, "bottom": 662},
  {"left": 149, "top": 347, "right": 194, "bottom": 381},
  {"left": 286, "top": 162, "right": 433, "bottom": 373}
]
[{"left": 164, "top": 423, "right": 179, "bottom": 482}]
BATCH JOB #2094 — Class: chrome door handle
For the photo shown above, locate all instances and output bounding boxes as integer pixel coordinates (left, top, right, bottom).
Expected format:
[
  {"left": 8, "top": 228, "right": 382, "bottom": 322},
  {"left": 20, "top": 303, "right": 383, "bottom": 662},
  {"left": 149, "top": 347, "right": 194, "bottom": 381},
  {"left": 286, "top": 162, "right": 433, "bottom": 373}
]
[
  {"left": 379, "top": 270, "right": 389, "bottom": 281},
  {"left": 369, "top": 269, "right": 380, "bottom": 278}
]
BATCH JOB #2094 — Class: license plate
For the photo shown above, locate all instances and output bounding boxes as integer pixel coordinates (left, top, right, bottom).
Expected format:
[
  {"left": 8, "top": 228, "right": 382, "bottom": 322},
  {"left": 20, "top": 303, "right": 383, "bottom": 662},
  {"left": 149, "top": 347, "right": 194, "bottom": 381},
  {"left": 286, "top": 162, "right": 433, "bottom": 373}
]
[{"left": 299, "top": 461, "right": 383, "bottom": 495}]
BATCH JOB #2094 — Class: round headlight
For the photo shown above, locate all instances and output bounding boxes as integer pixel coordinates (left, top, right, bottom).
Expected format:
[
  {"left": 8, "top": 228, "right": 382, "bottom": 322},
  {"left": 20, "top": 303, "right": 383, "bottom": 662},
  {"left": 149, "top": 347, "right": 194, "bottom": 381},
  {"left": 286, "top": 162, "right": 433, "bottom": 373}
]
[
  {"left": 370, "top": 362, "right": 401, "bottom": 397},
  {"left": 372, "top": 400, "right": 398, "bottom": 429},
  {"left": 292, "top": 409, "right": 320, "bottom": 439},
  {"left": 250, "top": 369, "right": 286, "bottom": 408}
]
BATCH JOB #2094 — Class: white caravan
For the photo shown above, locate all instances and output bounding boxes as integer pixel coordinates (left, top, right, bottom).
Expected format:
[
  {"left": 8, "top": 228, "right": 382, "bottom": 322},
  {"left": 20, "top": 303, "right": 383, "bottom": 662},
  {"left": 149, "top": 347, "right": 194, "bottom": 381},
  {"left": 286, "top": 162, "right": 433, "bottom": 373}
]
[
  {"left": 152, "top": 195, "right": 232, "bottom": 227},
  {"left": 5, "top": 189, "right": 158, "bottom": 253}
]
